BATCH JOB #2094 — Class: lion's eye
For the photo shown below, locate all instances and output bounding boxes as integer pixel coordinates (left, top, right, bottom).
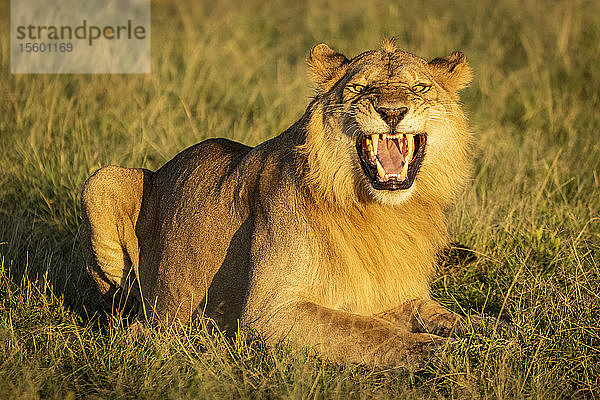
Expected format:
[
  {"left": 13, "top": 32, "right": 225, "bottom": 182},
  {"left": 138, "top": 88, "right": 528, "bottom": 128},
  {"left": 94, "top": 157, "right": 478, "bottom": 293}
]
[
  {"left": 347, "top": 84, "right": 366, "bottom": 94},
  {"left": 411, "top": 84, "right": 431, "bottom": 94}
]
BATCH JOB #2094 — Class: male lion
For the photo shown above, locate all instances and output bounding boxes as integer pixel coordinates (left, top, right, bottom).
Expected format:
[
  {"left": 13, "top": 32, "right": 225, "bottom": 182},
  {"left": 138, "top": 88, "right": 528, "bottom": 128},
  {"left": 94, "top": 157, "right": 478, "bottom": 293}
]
[{"left": 80, "top": 39, "right": 476, "bottom": 367}]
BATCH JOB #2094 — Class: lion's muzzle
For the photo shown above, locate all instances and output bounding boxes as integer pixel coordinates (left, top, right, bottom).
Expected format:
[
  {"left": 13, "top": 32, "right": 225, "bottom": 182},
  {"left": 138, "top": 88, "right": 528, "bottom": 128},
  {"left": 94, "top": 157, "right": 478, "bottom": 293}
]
[{"left": 357, "top": 132, "right": 427, "bottom": 191}]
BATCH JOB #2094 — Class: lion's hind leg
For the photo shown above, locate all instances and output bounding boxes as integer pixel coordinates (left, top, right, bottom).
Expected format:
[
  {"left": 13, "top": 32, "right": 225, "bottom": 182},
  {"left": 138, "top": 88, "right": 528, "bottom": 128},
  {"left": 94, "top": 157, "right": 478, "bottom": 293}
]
[{"left": 80, "top": 165, "right": 151, "bottom": 314}]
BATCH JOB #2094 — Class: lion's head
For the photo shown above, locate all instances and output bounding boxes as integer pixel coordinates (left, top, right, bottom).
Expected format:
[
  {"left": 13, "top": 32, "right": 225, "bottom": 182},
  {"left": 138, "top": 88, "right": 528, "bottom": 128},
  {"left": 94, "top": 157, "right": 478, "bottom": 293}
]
[{"left": 299, "top": 39, "right": 473, "bottom": 207}]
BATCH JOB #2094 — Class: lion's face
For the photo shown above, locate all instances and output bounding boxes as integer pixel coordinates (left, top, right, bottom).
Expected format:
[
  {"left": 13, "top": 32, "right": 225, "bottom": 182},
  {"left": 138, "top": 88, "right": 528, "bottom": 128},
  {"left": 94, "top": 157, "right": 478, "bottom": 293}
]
[
  {"left": 345, "top": 54, "right": 432, "bottom": 194},
  {"left": 304, "top": 40, "right": 473, "bottom": 206}
]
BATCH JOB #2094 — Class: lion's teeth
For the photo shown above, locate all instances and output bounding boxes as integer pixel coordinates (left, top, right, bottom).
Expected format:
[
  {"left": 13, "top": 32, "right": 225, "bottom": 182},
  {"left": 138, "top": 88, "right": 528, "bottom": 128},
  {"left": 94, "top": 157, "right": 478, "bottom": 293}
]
[
  {"left": 407, "top": 134, "right": 415, "bottom": 160},
  {"left": 382, "top": 133, "right": 387, "bottom": 140},
  {"left": 376, "top": 160, "right": 386, "bottom": 179},
  {"left": 399, "top": 159, "right": 409, "bottom": 180},
  {"left": 372, "top": 134, "right": 379, "bottom": 155}
]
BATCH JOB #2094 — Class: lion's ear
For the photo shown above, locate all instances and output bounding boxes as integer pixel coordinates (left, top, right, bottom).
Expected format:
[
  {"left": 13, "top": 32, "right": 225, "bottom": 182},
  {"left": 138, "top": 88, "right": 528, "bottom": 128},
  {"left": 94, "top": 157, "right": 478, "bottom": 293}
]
[
  {"left": 428, "top": 51, "right": 472, "bottom": 93},
  {"left": 307, "top": 43, "right": 349, "bottom": 92}
]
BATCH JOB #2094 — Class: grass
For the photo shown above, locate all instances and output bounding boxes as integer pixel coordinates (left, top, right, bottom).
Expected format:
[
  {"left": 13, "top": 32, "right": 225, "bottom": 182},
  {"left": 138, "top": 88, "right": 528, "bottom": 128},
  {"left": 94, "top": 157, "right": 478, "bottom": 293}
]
[{"left": 1, "top": 0, "right": 599, "bottom": 397}]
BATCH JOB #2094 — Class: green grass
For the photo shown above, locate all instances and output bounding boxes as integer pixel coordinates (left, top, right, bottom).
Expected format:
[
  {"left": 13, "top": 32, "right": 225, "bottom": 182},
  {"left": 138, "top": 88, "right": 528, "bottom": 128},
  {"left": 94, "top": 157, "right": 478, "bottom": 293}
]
[{"left": 1, "top": 0, "right": 600, "bottom": 398}]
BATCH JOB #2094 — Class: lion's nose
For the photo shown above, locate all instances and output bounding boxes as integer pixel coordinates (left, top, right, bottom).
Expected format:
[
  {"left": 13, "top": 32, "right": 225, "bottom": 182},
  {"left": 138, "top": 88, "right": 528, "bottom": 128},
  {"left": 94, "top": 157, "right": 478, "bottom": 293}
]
[{"left": 376, "top": 106, "right": 408, "bottom": 130}]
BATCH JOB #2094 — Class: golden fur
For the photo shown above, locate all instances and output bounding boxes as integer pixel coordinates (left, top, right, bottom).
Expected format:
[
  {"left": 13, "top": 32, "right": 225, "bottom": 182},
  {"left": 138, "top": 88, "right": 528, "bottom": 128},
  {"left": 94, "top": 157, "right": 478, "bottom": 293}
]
[{"left": 80, "top": 41, "right": 476, "bottom": 368}]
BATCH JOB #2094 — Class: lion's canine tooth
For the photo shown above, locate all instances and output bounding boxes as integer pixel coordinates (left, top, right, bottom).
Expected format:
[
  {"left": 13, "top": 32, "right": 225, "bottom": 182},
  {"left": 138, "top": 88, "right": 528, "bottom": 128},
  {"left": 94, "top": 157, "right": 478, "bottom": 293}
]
[
  {"left": 372, "top": 134, "right": 379, "bottom": 155},
  {"left": 376, "top": 160, "right": 386, "bottom": 179},
  {"left": 407, "top": 134, "right": 415, "bottom": 160},
  {"left": 399, "top": 159, "right": 409, "bottom": 180},
  {"left": 382, "top": 133, "right": 387, "bottom": 140}
]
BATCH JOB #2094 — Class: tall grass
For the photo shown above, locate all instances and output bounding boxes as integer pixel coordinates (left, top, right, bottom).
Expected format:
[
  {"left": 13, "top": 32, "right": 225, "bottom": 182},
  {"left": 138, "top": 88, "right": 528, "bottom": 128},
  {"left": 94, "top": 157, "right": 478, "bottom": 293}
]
[{"left": 1, "top": 0, "right": 599, "bottom": 397}]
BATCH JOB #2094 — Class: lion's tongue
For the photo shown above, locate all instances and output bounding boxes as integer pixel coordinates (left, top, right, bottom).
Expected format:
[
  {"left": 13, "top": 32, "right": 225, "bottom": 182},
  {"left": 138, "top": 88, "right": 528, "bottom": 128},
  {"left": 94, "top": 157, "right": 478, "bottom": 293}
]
[{"left": 377, "top": 137, "right": 405, "bottom": 174}]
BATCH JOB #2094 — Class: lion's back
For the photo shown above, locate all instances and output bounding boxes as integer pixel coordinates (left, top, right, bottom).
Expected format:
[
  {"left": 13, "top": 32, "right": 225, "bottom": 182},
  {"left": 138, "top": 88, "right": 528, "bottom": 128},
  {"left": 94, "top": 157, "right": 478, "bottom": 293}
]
[{"left": 136, "top": 138, "right": 255, "bottom": 325}]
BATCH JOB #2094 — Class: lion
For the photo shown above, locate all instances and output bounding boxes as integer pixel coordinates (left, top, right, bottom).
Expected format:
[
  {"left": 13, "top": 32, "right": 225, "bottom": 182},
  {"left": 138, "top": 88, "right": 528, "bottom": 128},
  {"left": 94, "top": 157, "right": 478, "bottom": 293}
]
[{"left": 80, "top": 39, "right": 477, "bottom": 368}]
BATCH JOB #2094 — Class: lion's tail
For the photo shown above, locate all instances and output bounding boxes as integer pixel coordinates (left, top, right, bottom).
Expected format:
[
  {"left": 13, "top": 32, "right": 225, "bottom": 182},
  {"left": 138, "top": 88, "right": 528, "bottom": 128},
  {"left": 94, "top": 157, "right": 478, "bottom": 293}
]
[{"left": 80, "top": 165, "right": 152, "bottom": 313}]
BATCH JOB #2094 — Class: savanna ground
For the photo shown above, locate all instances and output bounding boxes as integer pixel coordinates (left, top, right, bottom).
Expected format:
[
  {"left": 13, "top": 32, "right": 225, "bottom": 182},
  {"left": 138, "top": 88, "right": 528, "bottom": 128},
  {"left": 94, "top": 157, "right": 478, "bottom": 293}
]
[{"left": 1, "top": 0, "right": 599, "bottom": 398}]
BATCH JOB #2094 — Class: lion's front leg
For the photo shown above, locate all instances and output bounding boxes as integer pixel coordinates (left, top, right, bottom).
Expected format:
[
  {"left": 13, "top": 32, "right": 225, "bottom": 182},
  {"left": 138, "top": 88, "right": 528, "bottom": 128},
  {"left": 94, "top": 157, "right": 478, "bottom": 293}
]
[
  {"left": 247, "top": 301, "right": 447, "bottom": 368},
  {"left": 377, "top": 299, "right": 485, "bottom": 337}
]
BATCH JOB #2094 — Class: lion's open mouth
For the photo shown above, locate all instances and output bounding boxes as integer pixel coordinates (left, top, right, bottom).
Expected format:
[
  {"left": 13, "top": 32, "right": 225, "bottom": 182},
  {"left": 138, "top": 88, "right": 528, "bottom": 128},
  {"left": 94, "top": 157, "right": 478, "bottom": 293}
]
[{"left": 356, "top": 133, "right": 427, "bottom": 190}]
